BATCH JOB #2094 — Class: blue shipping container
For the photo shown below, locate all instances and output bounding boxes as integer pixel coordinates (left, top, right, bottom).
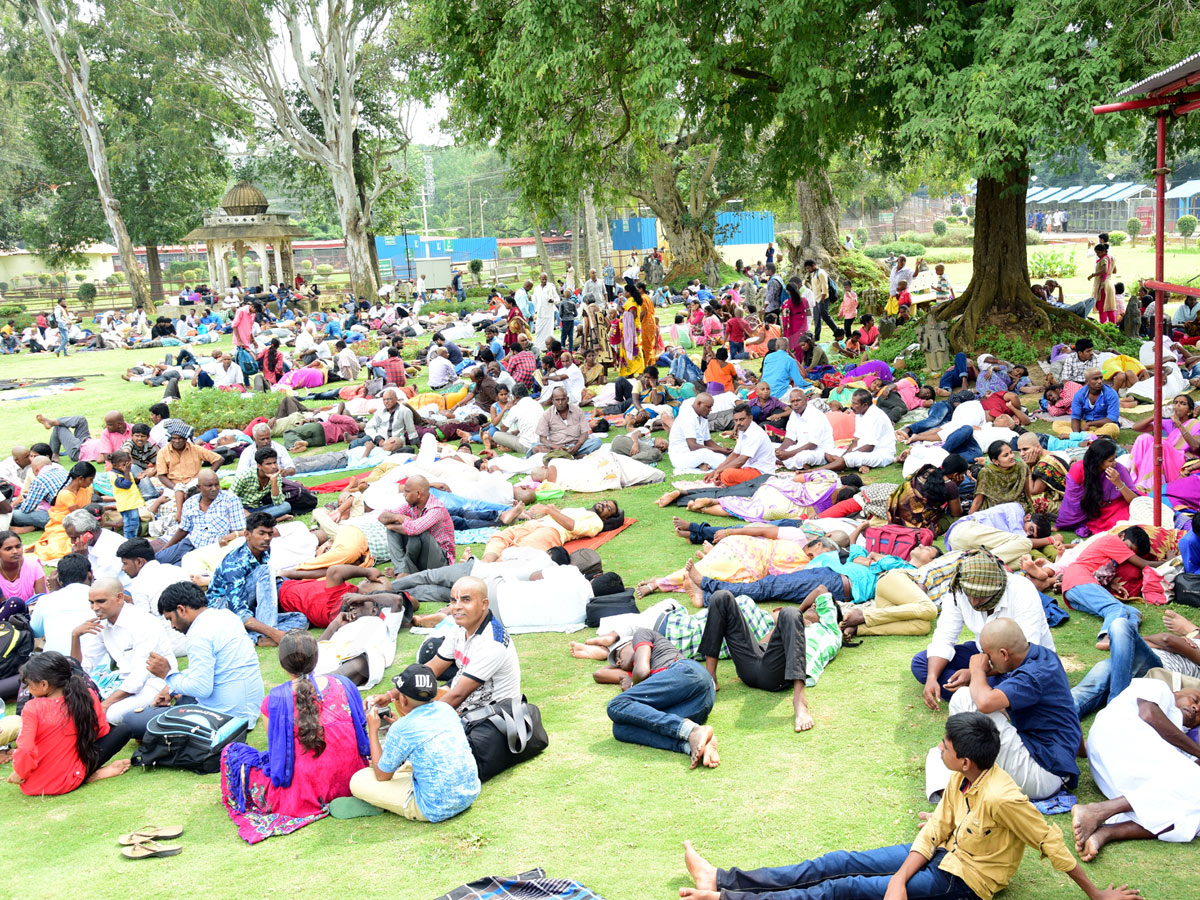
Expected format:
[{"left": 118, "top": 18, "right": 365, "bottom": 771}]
[
  {"left": 375, "top": 235, "right": 498, "bottom": 279},
  {"left": 715, "top": 211, "right": 775, "bottom": 246},
  {"left": 609, "top": 217, "right": 658, "bottom": 251}
]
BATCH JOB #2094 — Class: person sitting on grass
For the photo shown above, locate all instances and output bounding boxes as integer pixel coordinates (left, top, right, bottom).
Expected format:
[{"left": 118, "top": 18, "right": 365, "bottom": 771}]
[
  {"left": 1074, "top": 678, "right": 1200, "bottom": 861},
  {"left": 219, "top": 630, "right": 368, "bottom": 844},
  {"left": 606, "top": 628, "right": 719, "bottom": 769},
  {"left": 679, "top": 711, "right": 1140, "bottom": 900},
  {"left": 340, "top": 663, "right": 480, "bottom": 822},
  {"left": 205, "top": 511, "right": 309, "bottom": 647},
  {"left": 923, "top": 618, "right": 1081, "bottom": 803},
  {"left": 700, "top": 403, "right": 778, "bottom": 486},
  {"left": 8, "top": 651, "right": 131, "bottom": 796},
  {"left": 816, "top": 388, "right": 897, "bottom": 473}
]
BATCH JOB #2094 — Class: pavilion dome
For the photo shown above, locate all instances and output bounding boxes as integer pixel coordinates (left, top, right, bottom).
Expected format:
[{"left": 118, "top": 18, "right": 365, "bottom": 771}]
[{"left": 220, "top": 180, "right": 269, "bottom": 216}]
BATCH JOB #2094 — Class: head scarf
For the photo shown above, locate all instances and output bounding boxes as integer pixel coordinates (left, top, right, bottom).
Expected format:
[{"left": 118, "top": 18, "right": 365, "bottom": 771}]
[
  {"left": 165, "top": 419, "right": 193, "bottom": 440},
  {"left": 974, "top": 456, "right": 1029, "bottom": 510},
  {"left": 952, "top": 550, "right": 1008, "bottom": 611}
]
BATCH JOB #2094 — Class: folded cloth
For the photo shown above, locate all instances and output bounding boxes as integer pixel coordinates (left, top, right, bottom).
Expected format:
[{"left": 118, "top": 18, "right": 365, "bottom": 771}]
[
  {"left": 433, "top": 869, "right": 608, "bottom": 900},
  {"left": 1033, "top": 789, "right": 1077, "bottom": 815},
  {"left": 454, "top": 526, "right": 499, "bottom": 545}
]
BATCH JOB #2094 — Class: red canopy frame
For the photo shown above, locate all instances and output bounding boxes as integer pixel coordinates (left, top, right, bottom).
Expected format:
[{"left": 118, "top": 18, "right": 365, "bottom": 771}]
[{"left": 1093, "top": 53, "right": 1200, "bottom": 526}]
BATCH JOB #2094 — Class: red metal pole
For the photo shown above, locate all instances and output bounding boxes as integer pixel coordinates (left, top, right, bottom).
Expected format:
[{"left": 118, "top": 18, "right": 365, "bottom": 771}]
[
  {"left": 1092, "top": 90, "right": 1200, "bottom": 114},
  {"left": 1153, "top": 113, "right": 1167, "bottom": 527}
]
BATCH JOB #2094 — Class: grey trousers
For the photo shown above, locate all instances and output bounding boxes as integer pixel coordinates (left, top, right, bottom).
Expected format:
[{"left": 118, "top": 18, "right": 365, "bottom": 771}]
[
  {"left": 292, "top": 451, "right": 347, "bottom": 473},
  {"left": 390, "top": 561, "right": 473, "bottom": 605},
  {"left": 387, "top": 528, "right": 450, "bottom": 576},
  {"left": 49, "top": 415, "right": 90, "bottom": 461},
  {"left": 490, "top": 431, "right": 528, "bottom": 453}
]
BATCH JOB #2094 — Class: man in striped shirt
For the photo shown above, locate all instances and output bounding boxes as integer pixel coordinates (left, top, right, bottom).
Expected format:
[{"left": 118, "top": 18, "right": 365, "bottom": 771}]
[{"left": 11, "top": 454, "right": 68, "bottom": 531}]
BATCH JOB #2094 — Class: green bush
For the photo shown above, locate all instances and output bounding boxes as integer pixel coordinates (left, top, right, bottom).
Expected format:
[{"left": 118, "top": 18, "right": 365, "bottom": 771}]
[
  {"left": 932, "top": 220, "right": 948, "bottom": 237},
  {"left": 0, "top": 283, "right": 8, "bottom": 295},
  {"left": 37, "top": 274, "right": 50, "bottom": 286},
  {"left": 104, "top": 274, "right": 122, "bottom": 285},
  {"left": 1126, "top": 217, "right": 1142, "bottom": 245},
  {"left": 834, "top": 248, "right": 888, "bottom": 292},
  {"left": 921, "top": 248, "right": 974, "bottom": 265},
  {"left": 1178, "top": 215, "right": 1198, "bottom": 247},
  {"left": 498, "top": 246, "right": 514, "bottom": 259},
  {"left": 131, "top": 389, "right": 283, "bottom": 433},
  {"left": 76, "top": 282, "right": 97, "bottom": 307},
  {"left": 865, "top": 322, "right": 925, "bottom": 370},
  {"left": 965, "top": 206, "right": 975, "bottom": 219},
  {"left": 1106, "top": 231, "right": 1127, "bottom": 246},
  {"left": 315, "top": 264, "right": 334, "bottom": 278},
  {"left": 300, "top": 258, "right": 314, "bottom": 271},
  {"left": 1029, "top": 249, "right": 1078, "bottom": 278},
  {"left": 0, "top": 303, "right": 22, "bottom": 316},
  {"left": 863, "top": 240, "right": 927, "bottom": 259},
  {"left": 1026, "top": 229, "right": 1044, "bottom": 245},
  {"left": 950, "top": 203, "right": 963, "bottom": 216},
  {"left": 854, "top": 227, "right": 868, "bottom": 246},
  {"left": 468, "top": 259, "right": 484, "bottom": 284}
]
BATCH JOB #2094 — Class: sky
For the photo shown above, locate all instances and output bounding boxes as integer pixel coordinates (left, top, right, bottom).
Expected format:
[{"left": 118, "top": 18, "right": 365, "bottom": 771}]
[{"left": 408, "top": 96, "right": 452, "bottom": 147}]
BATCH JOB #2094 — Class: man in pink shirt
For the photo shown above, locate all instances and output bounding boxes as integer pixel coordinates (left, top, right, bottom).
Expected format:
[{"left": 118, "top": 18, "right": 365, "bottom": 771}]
[
  {"left": 377, "top": 475, "right": 455, "bottom": 575},
  {"left": 36, "top": 410, "right": 130, "bottom": 463}
]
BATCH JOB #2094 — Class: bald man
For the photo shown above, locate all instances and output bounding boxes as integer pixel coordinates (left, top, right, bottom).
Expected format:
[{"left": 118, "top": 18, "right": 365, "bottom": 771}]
[
  {"left": 378, "top": 474, "right": 456, "bottom": 575},
  {"left": 71, "top": 576, "right": 178, "bottom": 725},
  {"left": 1054, "top": 367, "right": 1120, "bottom": 439},
  {"left": 924, "top": 617, "right": 1081, "bottom": 802},
  {"left": 36, "top": 410, "right": 129, "bottom": 462},
  {"left": 0, "top": 445, "right": 31, "bottom": 494},
  {"left": 417, "top": 576, "right": 522, "bottom": 715}
]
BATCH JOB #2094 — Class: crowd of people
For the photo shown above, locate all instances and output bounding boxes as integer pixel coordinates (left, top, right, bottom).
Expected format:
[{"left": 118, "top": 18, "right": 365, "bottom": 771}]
[{"left": 0, "top": 245, "right": 1196, "bottom": 900}]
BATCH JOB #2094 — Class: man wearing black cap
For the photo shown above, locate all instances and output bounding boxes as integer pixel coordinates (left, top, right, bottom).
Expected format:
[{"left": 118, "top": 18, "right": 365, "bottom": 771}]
[{"left": 340, "top": 663, "right": 481, "bottom": 821}]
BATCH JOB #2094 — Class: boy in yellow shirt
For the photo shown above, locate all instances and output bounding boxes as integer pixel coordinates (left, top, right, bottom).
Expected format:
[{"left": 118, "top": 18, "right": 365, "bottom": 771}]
[{"left": 110, "top": 450, "right": 146, "bottom": 539}]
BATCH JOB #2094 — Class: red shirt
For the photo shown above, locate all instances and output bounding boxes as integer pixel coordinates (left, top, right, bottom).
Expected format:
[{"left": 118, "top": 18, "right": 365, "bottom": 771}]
[
  {"left": 897, "top": 290, "right": 912, "bottom": 308},
  {"left": 725, "top": 317, "right": 749, "bottom": 343},
  {"left": 279, "top": 579, "right": 355, "bottom": 627},
  {"left": 979, "top": 392, "right": 1011, "bottom": 419},
  {"left": 14, "top": 693, "right": 110, "bottom": 796},
  {"left": 381, "top": 356, "right": 407, "bottom": 387},
  {"left": 1061, "top": 534, "right": 1134, "bottom": 594},
  {"left": 860, "top": 325, "right": 879, "bottom": 345}
]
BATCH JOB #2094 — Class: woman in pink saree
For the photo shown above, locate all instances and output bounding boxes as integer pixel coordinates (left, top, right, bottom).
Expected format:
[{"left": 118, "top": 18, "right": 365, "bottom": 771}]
[
  {"left": 277, "top": 360, "right": 328, "bottom": 390},
  {"left": 780, "top": 279, "right": 809, "bottom": 358},
  {"left": 1129, "top": 394, "right": 1200, "bottom": 490}
]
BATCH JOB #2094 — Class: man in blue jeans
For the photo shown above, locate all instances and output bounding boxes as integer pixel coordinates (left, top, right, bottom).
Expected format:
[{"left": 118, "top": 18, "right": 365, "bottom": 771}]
[
  {"left": 1072, "top": 615, "right": 1200, "bottom": 717},
  {"left": 1060, "top": 527, "right": 1150, "bottom": 640},
  {"left": 678, "top": 712, "right": 1135, "bottom": 900},
  {"left": 607, "top": 627, "right": 718, "bottom": 769}
]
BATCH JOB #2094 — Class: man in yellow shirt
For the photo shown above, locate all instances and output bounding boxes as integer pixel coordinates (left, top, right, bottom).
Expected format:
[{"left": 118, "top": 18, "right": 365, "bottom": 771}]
[{"left": 679, "top": 712, "right": 1139, "bottom": 900}]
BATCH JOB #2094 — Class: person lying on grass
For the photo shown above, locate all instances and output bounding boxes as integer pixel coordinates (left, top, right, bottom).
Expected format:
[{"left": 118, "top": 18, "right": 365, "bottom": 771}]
[{"left": 679, "top": 711, "right": 1140, "bottom": 900}]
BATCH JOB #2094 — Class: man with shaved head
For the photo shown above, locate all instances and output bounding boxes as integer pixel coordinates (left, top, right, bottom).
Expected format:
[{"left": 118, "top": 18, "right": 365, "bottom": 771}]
[
  {"left": 70, "top": 575, "right": 178, "bottom": 725},
  {"left": 923, "top": 616, "right": 1081, "bottom": 802},
  {"left": 35, "top": 410, "right": 130, "bottom": 463},
  {"left": 667, "top": 393, "right": 730, "bottom": 471},
  {"left": 408, "top": 575, "right": 522, "bottom": 716},
  {"left": 378, "top": 474, "right": 456, "bottom": 575},
  {"left": 156, "top": 468, "right": 247, "bottom": 565},
  {"left": 0, "top": 445, "right": 31, "bottom": 496},
  {"left": 1055, "top": 366, "right": 1120, "bottom": 439}
]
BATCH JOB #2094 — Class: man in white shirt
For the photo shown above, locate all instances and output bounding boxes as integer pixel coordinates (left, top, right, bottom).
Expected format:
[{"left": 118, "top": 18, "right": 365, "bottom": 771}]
[
  {"left": 777, "top": 389, "right": 835, "bottom": 470},
  {"left": 912, "top": 550, "right": 1055, "bottom": 710},
  {"left": 668, "top": 393, "right": 730, "bottom": 472},
  {"left": 313, "top": 333, "right": 333, "bottom": 362},
  {"left": 488, "top": 385, "right": 544, "bottom": 454},
  {"left": 29, "top": 553, "right": 106, "bottom": 668},
  {"left": 72, "top": 577, "right": 178, "bottom": 724},
  {"left": 426, "top": 576, "right": 521, "bottom": 715},
  {"left": 622, "top": 261, "right": 641, "bottom": 286},
  {"left": 819, "top": 388, "right": 896, "bottom": 471},
  {"left": 117, "top": 538, "right": 191, "bottom": 654},
  {"left": 295, "top": 327, "right": 318, "bottom": 363},
  {"left": 545, "top": 355, "right": 585, "bottom": 404},
  {"left": 198, "top": 352, "right": 244, "bottom": 389},
  {"left": 531, "top": 272, "right": 560, "bottom": 352},
  {"left": 63, "top": 509, "right": 126, "bottom": 584},
  {"left": 428, "top": 347, "right": 458, "bottom": 390},
  {"left": 703, "top": 403, "right": 776, "bottom": 485},
  {"left": 889, "top": 255, "right": 915, "bottom": 299},
  {"left": 332, "top": 340, "right": 360, "bottom": 381},
  {"left": 0, "top": 445, "right": 30, "bottom": 493},
  {"left": 237, "top": 423, "right": 297, "bottom": 478},
  {"left": 581, "top": 269, "right": 606, "bottom": 306},
  {"left": 356, "top": 388, "right": 418, "bottom": 451}
]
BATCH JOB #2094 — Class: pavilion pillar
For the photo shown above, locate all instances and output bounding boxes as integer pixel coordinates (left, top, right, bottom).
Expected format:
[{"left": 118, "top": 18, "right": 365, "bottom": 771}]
[
  {"left": 273, "top": 243, "right": 284, "bottom": 288},
  {"left": 206, "top": 241, "right": 218, "bottom": 289},
  {"left": 255, "top": 241, "right": 269, "bottom": 287}
]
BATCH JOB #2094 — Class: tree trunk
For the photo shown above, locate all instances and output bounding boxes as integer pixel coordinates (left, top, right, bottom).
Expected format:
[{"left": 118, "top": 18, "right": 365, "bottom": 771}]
[
  {"left": 533, "top": 216, "right": 552, "bottom": 272},
  {"left": 789, "top": 169, "right": 843, "bottom": 277},
  {"left": 145, "top": 245, "right": 164, "bottom": 306},
  {"left": 934, "top": 158, "right": 1082, "bottom": 350},
  {"left": 329, "top": 165, "right": 378, "bottom": 303},
  {"left": 570, "top": 204, "right": 582, "bottom": 279},
  {"left": 638, "top": 153, "right": 718, "bottom": 272},
  {"left": 584, "top": 190, "right": 602, "bottom": 275},
  {"left": 32, "top": 2, "right": 153, "bottom": 314}
]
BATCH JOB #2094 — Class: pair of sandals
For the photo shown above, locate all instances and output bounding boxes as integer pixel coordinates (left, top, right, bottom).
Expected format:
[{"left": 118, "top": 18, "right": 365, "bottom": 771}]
[{"left": 119, "top": 826, "right": 184, "bottom": 860}]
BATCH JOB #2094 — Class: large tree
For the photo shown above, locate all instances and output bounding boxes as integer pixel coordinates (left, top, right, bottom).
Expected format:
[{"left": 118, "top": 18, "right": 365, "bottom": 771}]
[{"left": 160, "top": 0, "right": 410, "bottom": 303}]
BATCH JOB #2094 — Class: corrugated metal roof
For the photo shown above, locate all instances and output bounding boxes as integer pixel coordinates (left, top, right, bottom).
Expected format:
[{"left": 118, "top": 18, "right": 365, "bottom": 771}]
[
  {"left": 1055, "top": 186, "right": 1092, "bottom": 202},
  {"left": 1108, "top": 184, "right": 1150, "bottom": 202},
  {"left": 1089, "top": 182, "right": 1135, "bottom": 202},
  {"left": 1165, "top": 179, "right": 1200, "bottom": 199},
  {"left": 1026, "top": 187, "right": 1056, "bottom": 202},
  {"left": 1118, "top": 51, "right": 1200, "bottom": 98},
  {"left": 1036, "top": 186, "right": 1081, "bottom": 203},
  {"left": 1070, "top": 184, "right": 1113, "bottom": 203}
]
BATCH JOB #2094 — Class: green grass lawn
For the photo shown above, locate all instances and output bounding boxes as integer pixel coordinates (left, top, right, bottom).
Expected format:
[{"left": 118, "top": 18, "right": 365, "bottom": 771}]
[{"left": 0, "top": 311, "right": 1193, "bottom": 900}]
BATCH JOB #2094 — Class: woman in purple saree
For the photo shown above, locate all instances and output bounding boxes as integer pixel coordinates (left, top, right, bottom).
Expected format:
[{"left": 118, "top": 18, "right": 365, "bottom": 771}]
[{"left": 1056, "top": 437, "right": 1142, "bottom": 537}]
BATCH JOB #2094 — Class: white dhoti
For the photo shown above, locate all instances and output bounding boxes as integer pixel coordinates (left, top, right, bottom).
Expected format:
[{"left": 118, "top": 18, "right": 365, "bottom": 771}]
[
  {"left": 838, "top": 449, "right": 895, "bottom": 469},
  {"left": 104, "top": 679, "right": 167, "bottom": 725},
  {"left": 783, "top": 448, "right": 830, "bottom": 470},
  {"left": 534, "top": 316, "right": 554, "bottom": 352},
  {"left": 1087, "top": 678, "right": 1200, "bottom": 842},
  {"left": 925, "top": 688, "right": 1065, "bottom": 802},
  {"left": 669, "top": 448, "right": 727, "bottom": 472}
]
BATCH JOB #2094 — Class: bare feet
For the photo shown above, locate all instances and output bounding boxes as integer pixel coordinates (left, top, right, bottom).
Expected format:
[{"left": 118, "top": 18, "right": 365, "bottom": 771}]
[
  {"left": 656, "top": 490, "right": 682, "bottom": 508},
  {"left": 0, "top": 749, "right": 13, "bottom": 765},
  {"left": 686, "top": 724, "right": 715, "bottom": 769},
  {"left": 292, "top": 441, "right": 308, "bottom": 453},
  {"left": 499, "top": 501, "right": 525, "bottom": 525},
  {"left": 672, "top": 516, "right": 690, "bottom": 532},
  {"left": 1164, "top": 608, "right": 1195, "bottom": 637},
  {"left": 36, "top": 414, "right": 54, "bottom": 429},
  {"left": 699, "top": 541, "right": 713, "bottom": 556},
  {"left": 569, "top": 641, "right": 607, "bottom": 660},
  {"left": 701, "top": 733, "right": 720, "bottom": 768},
  {"left": 1096, "top": 637, "right": 1110, "bottom": 652},
  {"left": 682, "top": 840, "right": 718, "bottom": 891},
  {"left": 635, "top": 579, "right": 658, "bottom": 599},
  {"left": 1073, "top": 803, "right": 1107, "bottom": 858},
  {"left": 794, "top": 704, "right": 814, "bottom": 732},
  {"left": 86, "top": 758, "right": 131, "bottom": 782},
  {"left": 675, "top": 526, "right": 692, "bottom": 540},
  {"left": 258, "top": 635, "right": 280, "bottom": 648}
]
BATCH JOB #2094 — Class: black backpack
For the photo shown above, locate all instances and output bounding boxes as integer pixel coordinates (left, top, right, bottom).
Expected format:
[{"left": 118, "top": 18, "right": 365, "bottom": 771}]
[
  {"left": 826, "top": 274, "right": 840, "bottom": 305},
  {"left": 0, "top": 617, "right": 33, "bottom": 682},
  {"left": 585, "top": 589, "right": 639, "bottom": 627},
  {"left": 130, "top": 705, "right": 249, "bottom": 774}
]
